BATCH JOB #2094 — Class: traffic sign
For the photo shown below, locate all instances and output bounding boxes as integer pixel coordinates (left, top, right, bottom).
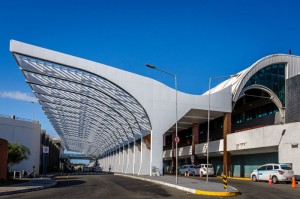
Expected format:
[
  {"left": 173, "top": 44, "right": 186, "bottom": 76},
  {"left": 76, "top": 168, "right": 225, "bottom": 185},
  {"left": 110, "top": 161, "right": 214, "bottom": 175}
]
[
  {"left": 175, "top": 136, "right": 180, "bottom": 144},
  {"left": 43, "top": 146, "right": 49, "bottom": 154}
]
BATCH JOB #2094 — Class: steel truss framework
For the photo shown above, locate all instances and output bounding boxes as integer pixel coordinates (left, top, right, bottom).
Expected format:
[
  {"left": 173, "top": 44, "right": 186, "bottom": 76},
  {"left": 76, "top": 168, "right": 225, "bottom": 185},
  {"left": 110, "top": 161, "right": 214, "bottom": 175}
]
[{"left": 13, "top": 53, "right": 151, "bottom": 158}]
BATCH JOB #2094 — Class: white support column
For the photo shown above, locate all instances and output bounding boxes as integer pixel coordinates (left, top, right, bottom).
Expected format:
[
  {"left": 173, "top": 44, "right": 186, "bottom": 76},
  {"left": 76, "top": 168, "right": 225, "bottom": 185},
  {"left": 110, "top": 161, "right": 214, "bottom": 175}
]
[
  {"left": 125, "top": 140, "right": 130, "bottom": 173},
  {"left": 150, "top": 129, "right": 163, "bottom": 176},
  {"left": 140, "top": 136, "right": 150, "bottom": 175},
  {"left": 134, "top": 137, "right": 140, "bottom": 175},
  {"left": 138, "top": 135, "right": 143, "bottom": 175},
  {"left": 150, "top": 130, "right": 153, "bottom": 176},
  {"left": 118, "top": 145, "right": 121, "bottom": 172},
  {"left": 112, "top": 150, "right": 115, "bottom": 172},
  {"left": 105, "top": 152, "right": 107, "bottom": 171},
  {"left": 133, "top": 139, "right": 136, "bottom": 174},
  {"left": 109, "top": 150, "right": 111, "bottom": 170},
  {"left": 122, "top": 143, "right": 125, "bottom": 173}
]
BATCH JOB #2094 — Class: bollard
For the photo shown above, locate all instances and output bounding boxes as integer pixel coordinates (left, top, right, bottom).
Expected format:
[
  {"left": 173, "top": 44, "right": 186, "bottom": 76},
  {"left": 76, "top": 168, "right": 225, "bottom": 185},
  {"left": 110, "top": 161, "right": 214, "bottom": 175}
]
[
  {"left": 269, "top": 175, "right": 272, "bottom": 185},
  {"left": 292, "top": 176, "right": 296, "bottom": 188},
  {"left": 222, "top": 173, "right": 228, "bottom": 191}
]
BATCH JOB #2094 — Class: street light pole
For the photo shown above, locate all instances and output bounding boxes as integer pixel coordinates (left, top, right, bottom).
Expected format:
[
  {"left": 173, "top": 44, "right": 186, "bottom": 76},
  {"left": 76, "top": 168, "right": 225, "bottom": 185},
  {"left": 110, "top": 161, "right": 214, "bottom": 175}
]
[
  {"left": 207, "top": 78, "right": 211, "bottom": 183},
  {"left": 207, "top": 74, "right": 237, "bottom": 183},
  {"left": 175, "top": 74, "right": 178, "bottom": 185},
  {"left": 145, "top": 64, "right": 178, "bottom": 184}
]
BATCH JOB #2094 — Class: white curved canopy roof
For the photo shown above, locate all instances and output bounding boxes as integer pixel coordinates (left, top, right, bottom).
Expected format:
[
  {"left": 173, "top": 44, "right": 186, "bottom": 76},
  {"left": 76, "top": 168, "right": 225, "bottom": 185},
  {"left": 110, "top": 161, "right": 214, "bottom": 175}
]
[
  {"left": 10, "top": 40, "right": 240, "bottom": 160},
  {"left": 12, "top": 52, "right": 151, "bottom": 157}
]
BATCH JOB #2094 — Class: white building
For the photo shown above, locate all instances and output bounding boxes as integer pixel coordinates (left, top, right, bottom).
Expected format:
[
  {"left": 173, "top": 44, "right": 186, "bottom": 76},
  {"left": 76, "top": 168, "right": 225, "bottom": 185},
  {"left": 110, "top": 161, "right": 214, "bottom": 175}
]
[
  {"left": 0, "top": 115, "right": 41, "bottom": 174},
  {"left": 10, "top": 40, "right": 300, "bottom": 177}
]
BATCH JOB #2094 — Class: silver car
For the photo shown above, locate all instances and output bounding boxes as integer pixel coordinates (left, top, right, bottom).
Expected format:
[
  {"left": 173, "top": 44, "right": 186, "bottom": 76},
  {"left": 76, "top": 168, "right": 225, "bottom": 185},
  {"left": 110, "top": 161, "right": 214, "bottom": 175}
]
[{"left": 179, "top": 164, "right": 196, "bottom": 175}]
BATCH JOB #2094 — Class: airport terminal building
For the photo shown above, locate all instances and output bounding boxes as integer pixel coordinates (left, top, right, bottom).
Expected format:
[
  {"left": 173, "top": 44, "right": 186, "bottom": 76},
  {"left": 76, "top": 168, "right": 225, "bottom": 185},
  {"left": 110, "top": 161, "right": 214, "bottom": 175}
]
[{"left": 10, "top": 40, "right": 300, "bottom": 177}]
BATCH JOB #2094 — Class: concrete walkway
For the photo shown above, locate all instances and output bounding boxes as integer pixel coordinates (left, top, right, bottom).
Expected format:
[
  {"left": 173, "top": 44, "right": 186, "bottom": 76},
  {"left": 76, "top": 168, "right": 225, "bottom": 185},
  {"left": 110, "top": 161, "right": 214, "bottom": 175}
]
[
  {"left": 115, "top": 174, "right": 240, "bottom": 197},
  {"left": 0, "top": 176, "right": 57, "bottom": 196}
]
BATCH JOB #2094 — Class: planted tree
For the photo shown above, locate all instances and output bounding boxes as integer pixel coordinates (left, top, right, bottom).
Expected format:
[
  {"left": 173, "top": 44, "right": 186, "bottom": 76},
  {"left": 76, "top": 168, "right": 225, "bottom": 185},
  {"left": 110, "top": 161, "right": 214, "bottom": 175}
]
[{"left": 7, "top": 142, "right": 31, "bottom": 172}]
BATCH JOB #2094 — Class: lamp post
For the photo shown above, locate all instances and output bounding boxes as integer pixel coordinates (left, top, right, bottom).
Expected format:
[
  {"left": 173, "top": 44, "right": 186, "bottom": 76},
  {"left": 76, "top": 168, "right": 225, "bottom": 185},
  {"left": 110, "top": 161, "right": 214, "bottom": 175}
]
[
  {"left": 207, "top": 74, "right": 237, "bottom": 183},
  {"left": 145, "top": 64, "right": 178, "bottom": 184}
]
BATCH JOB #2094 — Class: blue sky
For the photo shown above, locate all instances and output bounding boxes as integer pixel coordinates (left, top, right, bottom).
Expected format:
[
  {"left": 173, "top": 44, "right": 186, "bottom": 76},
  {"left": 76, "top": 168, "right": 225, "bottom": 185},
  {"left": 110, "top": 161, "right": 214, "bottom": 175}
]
[{"left": 1, "top": 0, "right": 300, "bottom": 139}]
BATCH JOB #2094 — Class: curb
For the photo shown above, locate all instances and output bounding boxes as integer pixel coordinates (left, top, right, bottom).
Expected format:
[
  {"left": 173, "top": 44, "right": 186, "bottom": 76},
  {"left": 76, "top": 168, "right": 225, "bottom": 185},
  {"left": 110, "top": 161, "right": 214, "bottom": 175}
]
[
  {"left": 115, "top": 174, "right": 240, "bottom": 197},
  {"left": 0, "top": 180, "right": 57, "bottom": 196},
  {"left": 217, "top": 176, "right": 251, "bottom": 181}
]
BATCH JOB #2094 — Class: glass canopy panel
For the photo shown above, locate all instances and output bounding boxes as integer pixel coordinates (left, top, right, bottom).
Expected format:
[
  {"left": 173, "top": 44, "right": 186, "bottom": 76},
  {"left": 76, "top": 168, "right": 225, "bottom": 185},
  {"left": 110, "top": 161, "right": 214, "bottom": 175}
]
[{"left": 14, "top": 53, "right": 151, "bottom": 157}]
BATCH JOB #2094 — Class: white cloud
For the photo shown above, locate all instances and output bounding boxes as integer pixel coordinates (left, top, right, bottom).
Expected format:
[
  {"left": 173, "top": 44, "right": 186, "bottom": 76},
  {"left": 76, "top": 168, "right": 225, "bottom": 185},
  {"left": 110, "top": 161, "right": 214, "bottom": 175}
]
[{"left": 0, "top": 91, "right": 38, "bottom": 103}]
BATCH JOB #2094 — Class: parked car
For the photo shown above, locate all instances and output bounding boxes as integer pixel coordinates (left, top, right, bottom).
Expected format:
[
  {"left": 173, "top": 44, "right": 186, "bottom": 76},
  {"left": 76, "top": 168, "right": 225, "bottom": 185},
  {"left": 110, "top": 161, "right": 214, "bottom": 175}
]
[
  {"left": 192, "top": 164, "right": 214, "bottom": 176},
  {"left": 179, "top": 164, "right": 196, "bottom": 175},
  {"left": 251, "top": 163, "right": 294, "bottom": 184}
]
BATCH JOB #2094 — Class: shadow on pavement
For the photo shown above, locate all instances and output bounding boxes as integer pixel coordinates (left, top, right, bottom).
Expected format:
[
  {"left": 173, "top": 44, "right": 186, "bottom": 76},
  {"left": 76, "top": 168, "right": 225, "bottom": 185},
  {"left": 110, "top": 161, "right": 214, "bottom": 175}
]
[
  {"left": 53, "top": 180, "right": 86, "bottom": 188},
  {"left": 111, "top": 176, "right": 171, "bottom": 197}
]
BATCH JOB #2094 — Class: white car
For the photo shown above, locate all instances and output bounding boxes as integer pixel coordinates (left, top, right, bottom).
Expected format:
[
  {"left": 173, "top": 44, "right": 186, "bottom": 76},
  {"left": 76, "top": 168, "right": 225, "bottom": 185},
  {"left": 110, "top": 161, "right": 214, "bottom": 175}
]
[
  {"left": 251, "top": 163, "right": 294, "bottom": 184},
  {"left": 192, "top": 164, "right": 214, "bottom": 176},
  {"left": 179, "top": 165, "right": 195, "bottom": 175}
]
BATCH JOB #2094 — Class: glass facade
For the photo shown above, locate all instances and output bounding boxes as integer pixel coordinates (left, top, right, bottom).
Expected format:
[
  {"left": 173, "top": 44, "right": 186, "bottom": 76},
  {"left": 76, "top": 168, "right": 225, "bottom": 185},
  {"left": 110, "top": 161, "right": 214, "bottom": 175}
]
[{"left": 244, "top": 63, "right": 286, "bottom": 106}]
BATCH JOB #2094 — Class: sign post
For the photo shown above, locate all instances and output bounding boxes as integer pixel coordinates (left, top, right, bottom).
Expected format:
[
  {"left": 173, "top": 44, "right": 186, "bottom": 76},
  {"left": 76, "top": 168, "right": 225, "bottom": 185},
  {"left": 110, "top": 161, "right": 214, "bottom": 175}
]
[{"left": 43, "top": 146, "right": 49, "bottom": 176}]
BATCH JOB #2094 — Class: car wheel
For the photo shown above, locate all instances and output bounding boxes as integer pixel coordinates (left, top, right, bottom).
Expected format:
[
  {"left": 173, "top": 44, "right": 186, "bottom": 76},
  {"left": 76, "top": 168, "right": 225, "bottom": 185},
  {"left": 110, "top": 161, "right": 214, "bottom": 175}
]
[
  {"left": 252, "top": 175, "right": 257, "bottom": 182},
  {"left": 272, "top": 176, "right": 278, "bottom": 184}
]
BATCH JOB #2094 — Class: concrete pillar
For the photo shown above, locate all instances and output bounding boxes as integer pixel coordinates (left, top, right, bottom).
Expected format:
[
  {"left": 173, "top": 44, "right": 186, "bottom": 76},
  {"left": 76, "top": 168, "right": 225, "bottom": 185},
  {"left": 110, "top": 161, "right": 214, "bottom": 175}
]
[
  {"left": 122, "top": 143, "right": 125, "bottom": 173},
  {"left": 0, "top": 139, "right": 8, "bottom": 179},
  {"left": 192, "top": 123, "right": 199, "bottom": 165},
  {"left": 127, "top": 142, "right": 133, "bottom": 174},
  {"left": 139, "top": 137, "right": 150, "bottom": 175},
  {"left": 150, "top": 129, "right": 163, "bottom": 176},
  {"left": 223, "top": 113, "right": 232, "bottom": 176},
  {"left": 134, "top": 139, "right": 140, "bottom": 174}
]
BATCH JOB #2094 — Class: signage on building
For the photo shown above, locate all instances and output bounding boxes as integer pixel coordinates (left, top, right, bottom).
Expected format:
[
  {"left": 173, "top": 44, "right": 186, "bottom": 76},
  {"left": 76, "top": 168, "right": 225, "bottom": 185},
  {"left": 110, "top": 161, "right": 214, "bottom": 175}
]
[{"left": 43, "top": 146, "right": 49, "bottom": 154}]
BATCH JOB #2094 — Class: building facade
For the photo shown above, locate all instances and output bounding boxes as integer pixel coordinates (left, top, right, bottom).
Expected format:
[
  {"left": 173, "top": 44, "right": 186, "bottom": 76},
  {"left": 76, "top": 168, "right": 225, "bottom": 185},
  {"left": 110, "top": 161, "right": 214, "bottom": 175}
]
[
  {"left": 10, "top": 40, "right": 300, "bottom": 177},
  {"left": 40, "top": 131, "right": 61, "bottom": 173},
  {"left": 0, "top": 114, "right": 41, "bottom": 174}
]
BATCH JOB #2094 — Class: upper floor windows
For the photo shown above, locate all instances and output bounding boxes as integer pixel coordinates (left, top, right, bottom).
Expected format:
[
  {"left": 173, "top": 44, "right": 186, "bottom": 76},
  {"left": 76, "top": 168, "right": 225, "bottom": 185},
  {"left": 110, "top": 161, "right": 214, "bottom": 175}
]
[{"left": 244, "top": 63, "right": 285, "bottom": 106}]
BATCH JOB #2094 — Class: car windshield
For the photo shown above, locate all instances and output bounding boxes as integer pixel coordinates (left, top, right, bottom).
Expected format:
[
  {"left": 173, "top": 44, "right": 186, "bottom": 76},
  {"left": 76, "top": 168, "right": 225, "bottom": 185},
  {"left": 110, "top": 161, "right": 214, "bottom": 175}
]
[
  {"left": 280, "top": 165, "right": 292, "bottom": 170},
  {"left": 201, "top": 164, "right": 212, "bottom": 168}
]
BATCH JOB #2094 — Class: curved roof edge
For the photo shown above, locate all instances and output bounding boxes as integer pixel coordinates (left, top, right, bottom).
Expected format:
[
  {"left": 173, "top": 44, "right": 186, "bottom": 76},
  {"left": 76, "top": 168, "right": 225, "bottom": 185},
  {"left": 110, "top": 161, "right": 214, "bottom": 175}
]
[{"left": 203, "top": 54, "right": 300, "bottom": 103}]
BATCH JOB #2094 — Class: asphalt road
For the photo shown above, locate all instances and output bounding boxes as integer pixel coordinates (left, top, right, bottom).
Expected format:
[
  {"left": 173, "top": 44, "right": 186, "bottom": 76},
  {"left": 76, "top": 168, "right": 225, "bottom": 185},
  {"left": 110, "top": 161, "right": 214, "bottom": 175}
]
[
  {"left": 1, "top": 174, "right": 300, "bottom": 199},
  {"left": 0, "top": 175, "right": 211, "bottom": 199},
  {"left": 188, "top": 175, "right": 300, "bottom": 199}
]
